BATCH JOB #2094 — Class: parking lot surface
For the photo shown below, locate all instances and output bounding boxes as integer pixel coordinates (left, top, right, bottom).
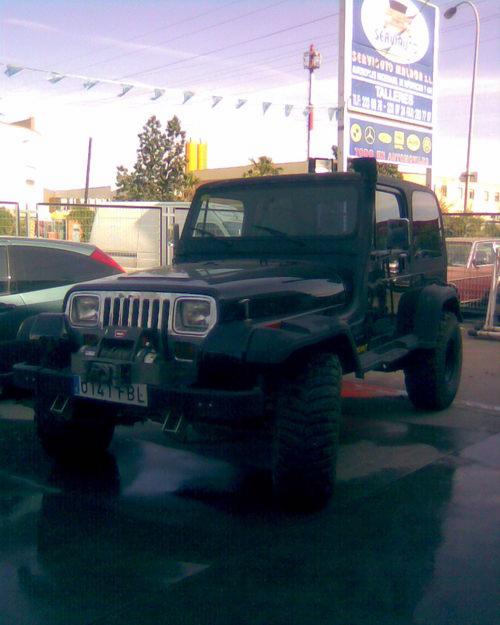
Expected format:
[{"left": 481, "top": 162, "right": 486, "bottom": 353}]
[{"left": 1, "top": 323, "right": 499, "bottom": 625}]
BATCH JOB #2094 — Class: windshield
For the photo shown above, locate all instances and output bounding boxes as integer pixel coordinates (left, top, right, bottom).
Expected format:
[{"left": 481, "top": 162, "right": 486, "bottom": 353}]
[
  {"left": 186, "top": 182, "right": 358, "bottom": 244},
  {"left": 446, "top": 241, "right": 472, "bottom": 266}
]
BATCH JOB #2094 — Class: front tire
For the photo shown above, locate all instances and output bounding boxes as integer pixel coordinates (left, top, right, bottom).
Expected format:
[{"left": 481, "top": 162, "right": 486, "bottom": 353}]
[
  {"left": 273, "top": 353, "right": 342, "bottom": 508},
  {"left": 404, "top": 312, "right": 462, "bottom": 410},
  {"left": 35, "top": 395, "right": 115, "bottom": 460}
]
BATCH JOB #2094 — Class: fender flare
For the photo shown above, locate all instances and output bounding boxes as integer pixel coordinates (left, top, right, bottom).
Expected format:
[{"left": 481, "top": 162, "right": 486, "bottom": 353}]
[
  {"left": 17, "top": 312, "right": 71, "bottom": 342},
  {"left": 413, "top": 284, "right": 461, "bottom": 346},
  {"left": 245, "top": 317, "right": 361, "bottom": 374}
]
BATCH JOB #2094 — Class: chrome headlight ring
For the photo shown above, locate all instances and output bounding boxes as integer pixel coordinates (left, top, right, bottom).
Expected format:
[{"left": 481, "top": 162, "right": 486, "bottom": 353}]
[{"left": 173, "top": 296, "right": 217, "bottom": 335}]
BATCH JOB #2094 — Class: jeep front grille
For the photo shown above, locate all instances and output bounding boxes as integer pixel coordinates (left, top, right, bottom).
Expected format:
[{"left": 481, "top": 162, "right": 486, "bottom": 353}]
[
  {"left": 67, "top": 291, "right": 217, "bottom": 335},
  {"left": 102, "top": 294, "right": 170, "bottom": 330}
]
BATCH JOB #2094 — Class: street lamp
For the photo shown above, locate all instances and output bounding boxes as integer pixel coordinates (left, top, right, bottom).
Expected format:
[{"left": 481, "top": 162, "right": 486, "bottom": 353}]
[
  {"left": 303, "top": 44, "right": 321, "bottom": 161},
  {"left": 444, "top": 1, "right": 480, "bottom": 213}
]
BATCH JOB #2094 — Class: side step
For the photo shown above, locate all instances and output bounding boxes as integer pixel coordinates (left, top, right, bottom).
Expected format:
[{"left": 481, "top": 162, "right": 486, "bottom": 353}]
[{"left": 358, "top": 335, "right": 420, "bottom": 373}]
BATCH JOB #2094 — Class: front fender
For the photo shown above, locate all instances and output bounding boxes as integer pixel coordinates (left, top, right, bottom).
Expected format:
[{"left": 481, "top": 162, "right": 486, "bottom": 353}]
[
  {"left": 17, "top": 312, "right": 72, "bottom": 342},
  {"left": 245, "top": 315, "right": 360, "bottom": 372}
]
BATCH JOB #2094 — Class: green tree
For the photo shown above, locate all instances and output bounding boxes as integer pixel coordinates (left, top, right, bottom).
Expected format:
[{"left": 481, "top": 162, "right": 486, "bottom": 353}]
[
  {"left": 67, "top": 206, "right": 95, "bottom": 242},
  {"left": 115, "top": 115, "right": 189, "bottom": 201},
  {"left": 377, "top": 162, "right": 403, "bottom": 179},
  {"left": 0, "top": 207, "right": 16, "bottom": 235},
  {"left": 243, "top": 156, "right": 283, "bottom": 177}
]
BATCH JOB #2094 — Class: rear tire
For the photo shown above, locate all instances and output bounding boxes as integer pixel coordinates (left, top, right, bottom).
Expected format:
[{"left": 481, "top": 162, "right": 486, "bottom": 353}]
[
  {"left": 35, "top": 395, "right": 115, "bottom": 460},
  {"left": 273, "top": 354, "right": 342, "bottom": 508},
  {"left": 404, "top": 312, "right": 462, "bottom": 410}
]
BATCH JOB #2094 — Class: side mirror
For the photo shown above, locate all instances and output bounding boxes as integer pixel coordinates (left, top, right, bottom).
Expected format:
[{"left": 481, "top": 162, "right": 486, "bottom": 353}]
[
  {"left": 386, "top": 218, "right": 410, "bottom": 250},
  {"left": 472, "top": 250, "right": 488, "bottom": 266}
]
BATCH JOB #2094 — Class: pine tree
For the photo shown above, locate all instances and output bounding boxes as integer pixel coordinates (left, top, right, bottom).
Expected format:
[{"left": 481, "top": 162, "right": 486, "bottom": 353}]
[{"left": 115, "top": 115, "right": 189, "bottom": 200}]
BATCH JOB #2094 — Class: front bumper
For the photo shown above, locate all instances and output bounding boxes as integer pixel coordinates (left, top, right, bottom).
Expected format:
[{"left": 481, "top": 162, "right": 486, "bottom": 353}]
[{"left": 13, "top": 363, "right": 264, "bottom": 423}]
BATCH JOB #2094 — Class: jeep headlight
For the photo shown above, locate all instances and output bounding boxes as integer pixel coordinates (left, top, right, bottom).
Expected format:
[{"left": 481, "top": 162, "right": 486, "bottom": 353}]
[
  {"left": 70, "top": 295, "right": 100, "bottom": 326},
  {"left": 174, "top": 298, "right": 214, "bottom": 334}
]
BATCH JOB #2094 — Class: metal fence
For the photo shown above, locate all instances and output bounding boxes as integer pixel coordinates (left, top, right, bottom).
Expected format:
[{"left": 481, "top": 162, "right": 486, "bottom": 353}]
[
  {"left": 0, "top": 201, "right": 29, "bottom": 236},
  {"left": 33, "top": 201, "right": 190, "bottom": 270},
  {"left": 442, "top": 212, "right": 500, "bottom": 238}
]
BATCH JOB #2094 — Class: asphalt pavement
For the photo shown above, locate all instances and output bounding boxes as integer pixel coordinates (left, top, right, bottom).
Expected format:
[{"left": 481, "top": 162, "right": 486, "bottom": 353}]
[{"left": 0, "top": 322, "right": 499, "bottom": 625}]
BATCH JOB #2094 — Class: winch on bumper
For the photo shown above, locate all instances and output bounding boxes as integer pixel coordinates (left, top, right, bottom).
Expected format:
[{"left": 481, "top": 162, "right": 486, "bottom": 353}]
[{"left": 13, "top": 323, "right": 264, "bottom": 424}]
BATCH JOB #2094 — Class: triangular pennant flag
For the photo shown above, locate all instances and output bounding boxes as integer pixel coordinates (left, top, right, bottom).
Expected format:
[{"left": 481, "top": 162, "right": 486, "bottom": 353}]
[
  {"left": 48, "top": 73, "right": 64, "bottom": 84},
  {"left": 5, "top": 65, "right": 23, "bottom": 77},
  {"left": 262, "top": 102, "right": 271, "bottom": 115},
  {"left": 83, "top": 80, "right": 98, "bottom": 90},
  {"left": 117, "top": 84, "right": 133, "bottom": 97},
  {"left": 211, "top": 96, "right": 223, "bottom": 108},
  {"left": 183, "top": 91, "right": 195, "bottom": 104},
  {"left": 150, "top": 88, "right": 165, "bottom": 101},
  {"left": 285, "top": 104, "right": 293, "bottom": 117},
  {"left": 236, "top": 99, "right": 247, "bottom": 109},
  {"left": 328, "top": 107, "right": 338, "bottom": 121}
]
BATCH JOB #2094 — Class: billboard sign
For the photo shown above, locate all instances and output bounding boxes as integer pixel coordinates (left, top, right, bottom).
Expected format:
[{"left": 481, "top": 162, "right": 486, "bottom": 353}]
[
  {"left": 350, "top": 0, "right": 437, "bottom": 127},
  {"left": 337, "top": 0, "right": 437, "bottom": 171},
  {"left": 349, "top": 115, "right": 432, "bottom": 166}
]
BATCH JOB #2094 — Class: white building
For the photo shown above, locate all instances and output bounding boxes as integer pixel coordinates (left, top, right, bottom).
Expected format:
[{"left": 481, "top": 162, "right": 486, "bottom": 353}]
[{"left": 0, "top": 117, "right": 41, "bottom": 211}]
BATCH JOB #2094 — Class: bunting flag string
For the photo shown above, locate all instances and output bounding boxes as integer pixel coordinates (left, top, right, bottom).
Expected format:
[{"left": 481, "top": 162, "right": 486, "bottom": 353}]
[
  {"left": 0, "top": 61, "right": 339, "bottom": 122},
  {"left": 150, "top": 88, "right": 165, "bottom": 101},
  {"left": 48, "top": 73, "right": 64, "bottom": 84},
  {"left": 118, "top": 84, "right": 133, "bottom": 97}
]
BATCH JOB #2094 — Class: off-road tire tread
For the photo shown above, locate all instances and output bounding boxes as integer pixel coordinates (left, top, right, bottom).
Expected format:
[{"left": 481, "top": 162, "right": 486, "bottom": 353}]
[{"left": 274, "top": 353, "right": 342, "bottom": 506}]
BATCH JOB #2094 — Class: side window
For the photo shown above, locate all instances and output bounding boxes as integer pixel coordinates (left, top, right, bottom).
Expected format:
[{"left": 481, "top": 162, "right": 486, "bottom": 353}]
[
  {"left": 0, "top": 246, "right": 9, "bottom": 293},
  {"left": 374, "top": 191, "right": 403, "bottom": 250},
  {"left": 412, "top": 191, "right": 442, "bottom": 258},
  {"left": 474, "top": 243, "right": 494, "bottom": 266}
]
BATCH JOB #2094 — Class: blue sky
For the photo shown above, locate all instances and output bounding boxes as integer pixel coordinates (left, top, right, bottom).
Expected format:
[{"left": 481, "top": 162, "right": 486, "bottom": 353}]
[{"left": 0, "top": 0, "right": 498, "bottom": 188}]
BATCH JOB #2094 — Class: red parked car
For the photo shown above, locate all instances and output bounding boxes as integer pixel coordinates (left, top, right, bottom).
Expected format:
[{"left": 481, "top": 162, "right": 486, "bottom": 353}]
[{"left": 446, "top": 237, "right": 499, "bottom": 307}]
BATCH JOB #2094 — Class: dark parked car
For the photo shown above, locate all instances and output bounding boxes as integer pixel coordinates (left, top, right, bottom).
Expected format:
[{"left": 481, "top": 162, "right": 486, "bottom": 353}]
[
  {"left": 15, "top": 159, "right": 462, "bottom": 507},
  {"left": 0, "top": 237, "right": 124, "bottom": 394}
]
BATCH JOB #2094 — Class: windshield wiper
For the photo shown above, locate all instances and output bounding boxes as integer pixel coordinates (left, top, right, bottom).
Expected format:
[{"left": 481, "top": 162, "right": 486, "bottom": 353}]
[
  {"left": 252, "top": 225, "right": 305, "bottom": 247},
  {"left": 188, "top": 226, "right": 233, "bottom": 248}
]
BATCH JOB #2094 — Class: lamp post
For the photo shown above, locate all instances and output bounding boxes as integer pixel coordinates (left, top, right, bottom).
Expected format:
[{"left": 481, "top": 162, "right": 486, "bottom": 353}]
[
  {"left": 303, "top": 44, "right": 321, "bottom": 161},
  {"left": 444, "top": 1, "right": 480, "bottom": 213}
]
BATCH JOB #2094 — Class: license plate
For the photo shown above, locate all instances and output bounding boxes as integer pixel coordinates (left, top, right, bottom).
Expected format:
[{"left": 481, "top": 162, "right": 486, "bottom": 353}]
[{"left": 74, "top": 378, "right": 148, "bottom": 407}]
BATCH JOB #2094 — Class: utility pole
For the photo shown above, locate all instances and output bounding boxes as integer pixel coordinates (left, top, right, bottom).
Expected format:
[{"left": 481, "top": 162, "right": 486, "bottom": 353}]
[
  {"left": 84, "top": 137, "right": 93, "bottom": 205},
  {"left": 303, "top": 44, "right": 321, "bottom": 162}
]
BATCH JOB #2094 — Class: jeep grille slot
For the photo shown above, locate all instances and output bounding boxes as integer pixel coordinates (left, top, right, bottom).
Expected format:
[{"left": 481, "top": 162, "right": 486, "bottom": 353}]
[{"left": 99, "top": 293, "right": 172, "bottom": 331}]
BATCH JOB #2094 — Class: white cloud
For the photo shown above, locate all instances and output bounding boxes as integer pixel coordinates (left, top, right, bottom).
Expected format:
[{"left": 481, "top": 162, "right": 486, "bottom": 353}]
[{"left": 3, "top": 18, "right": 57, "bottom": 32}]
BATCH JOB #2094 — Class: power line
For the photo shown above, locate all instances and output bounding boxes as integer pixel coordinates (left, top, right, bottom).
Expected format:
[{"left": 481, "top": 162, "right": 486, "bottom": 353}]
[
  {"left": 74, "top": 0, "right": 294, "bottom": 74},
  {"left": 41, "top": 0, "right": 245, "bottom": 71},
  {"left": 120, "top": 10, "right": 340, "bottom": 80}
]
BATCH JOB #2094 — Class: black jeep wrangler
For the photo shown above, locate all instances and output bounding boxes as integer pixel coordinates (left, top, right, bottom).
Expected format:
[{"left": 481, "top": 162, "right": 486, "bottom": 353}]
[{"left": 15, "top": 158, "right": 462, "bottom": 505}]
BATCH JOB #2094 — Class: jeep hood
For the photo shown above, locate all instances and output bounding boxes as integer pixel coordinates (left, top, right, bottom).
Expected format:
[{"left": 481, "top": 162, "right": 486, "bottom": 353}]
[{"left": 70, "top": 258, "right": 347, "bottom": 317}]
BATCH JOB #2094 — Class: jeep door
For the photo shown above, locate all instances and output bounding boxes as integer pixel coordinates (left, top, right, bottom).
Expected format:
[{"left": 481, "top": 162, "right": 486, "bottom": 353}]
[{"left": 366, "top": 186, "right": 410, "bottom": 340}]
